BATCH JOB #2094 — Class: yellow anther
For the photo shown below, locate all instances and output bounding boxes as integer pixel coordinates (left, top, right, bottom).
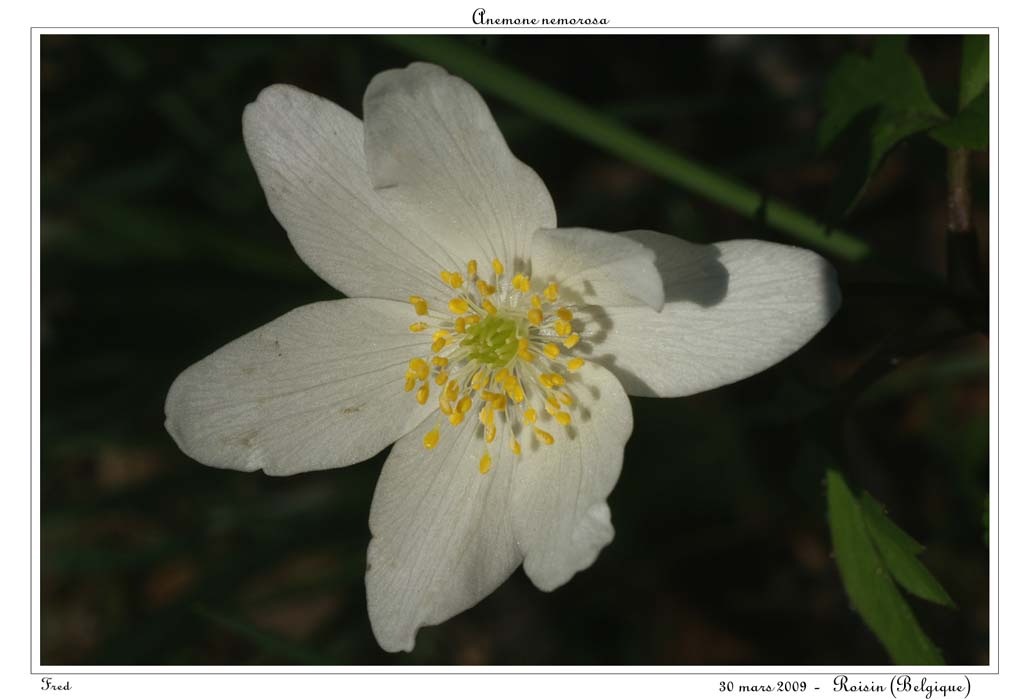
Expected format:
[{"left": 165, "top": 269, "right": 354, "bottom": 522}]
[
  {"left": 472, "top": 368, "right": 487, "bottom": 390},
  {"left": 416, "top": 383, "right": 429, "bottom": 405},
  {"left": 482, "top": 299, "right": 498, "bottom": 315},
  {"left": 563, "top": 333, "right": 580, "bottom": 349},
  {"left": 511, "top": 439, "right": 521, "bottom": 456},
  {"left": 409, "top": 321, "right": 428, "bottom": 333},
  {"left": 455, "top": 317, "right": 467, "bottom": 333},
  {"left": 492, "top": 258, "right": 504, "bottom": 276},
  {"left": 409, "top": 358, "right": 429, "bottom": 381},
  {"left": 495, "top": 368, "right": 510, "bottom": 385},
  {"left": 546, "top": 395, "right": 561, "bottom": 412},
  {"left": 505, "top": 379, "right": 525, "bottom": 403},
  {"left": 449, "top": 272, "right": 464, "bottom": 289},
  {"left": 409, "top": 295, "right": 428, "bottom": 313},
  {"left": 544, "top": 282, "right": 559, "bottom": 302},
  {"left": 458, "top": 396, "right": 473, "bottom": 414},
  {"left": 543, "top": 343, "right": 560, "bottom": 359},
  {"left": 555, "top": 411, "right": 572, "bottom": 426},
  {"left": 524, "top": 408, "right": 537, "bottom": 424},
  {"left": 431, "top": 337, "right": 447, "bottom": 353},
  {"left": 557, "top": 391, "right": 574, "bottom": 406},
  {"left": 481, "top": 390, "right": 501, "bottom": 402},
  {"left": 518, "top": 348, "right": 533, "bottom": 362},
  {"left": 492, "top": 395, "right": 507, "bottom": 410},
  {"left": 440, "top": 270, "right": 453, "bottom": 286},
  {"left": 464, "top": 314, "right": 481, "bottom": 326},
  {"left": 479, "top": 452, "right": 492, "bottom": 474},
  {"left": 485, "top": 424, "right": 497, "bottom": 444},
  {"left": 433, "top": 329, "right": 450, "bottom": 341},
  {"left": 530, "top": 294, "right": 542, "bottom": 309},
  {"left": 476, "top": 280, "right": 496, "bottom": 296},
  {"left": 403, "top": 374, "right": 416, "bottom": 392},
  {"left": 548, "top": 373, "right": 566, "bottom": 387},
  {"left": 423, "top": 426, "right": 440, "bottom": 450},
  {"left": 446, "top": 380, "right": 460, "bottom": 401},
  {"left": 432, "top": 356, "right": 449, "bottom": 367},
  {"left": 438, "top": 394, "right": 453, "bottom": 415},
  {"left": 467, "top": 259, "right": 478, "bottom": 277},
  {"left": 449, "top": 411, "right": 465, "bottom": 426},
  {"left": 567, "top": 357, "right": 585, "bottom": 371},
  {"left": 448, "top": 298, "right": 469, "bottom": 315},
  {"left": 557, "top": 307, "right": 573, "bottom": 322},
  {"left": 554, "top": 319, "right": 573, "bottom": 337},
  {"left": 539, "top": 373, "right": 553, "bottom": 389},
  {"left": 534, "top": 428, "right": 555, "bottom": 445},
  {"left": 512, "top": 273, "right": 531, "bottom": 293},
  {"left": 527, "top": 308, "right": 543, "bottom": 326},
  {"left": 435, "top": 371, "right": 449, "bottom": 386},
  {"left": 479, "top": 405, "right": 494, "bottom": 426}
]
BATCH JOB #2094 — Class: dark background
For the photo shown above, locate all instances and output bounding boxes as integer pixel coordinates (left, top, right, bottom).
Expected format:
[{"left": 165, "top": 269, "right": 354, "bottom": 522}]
[{"left": 40, "top": 35, "right": 989, "bottom": 665}]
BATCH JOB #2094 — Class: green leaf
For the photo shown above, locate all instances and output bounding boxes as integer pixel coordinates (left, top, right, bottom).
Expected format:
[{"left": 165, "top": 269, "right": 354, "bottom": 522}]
[
  {"left": 860, "top": 493, "right": 957, "bottom": 608},
  {"left": 959, "top": 35, "right": 989, "bottom": 110},
  {"left": 818, "top": 37, "right": 947, "bottom": 215},
  {"left": 930, "top": 89, "right": 988, "bottom": 151},
  {"left": 827, "top": 470, "right": 944, "bottom": 664}
]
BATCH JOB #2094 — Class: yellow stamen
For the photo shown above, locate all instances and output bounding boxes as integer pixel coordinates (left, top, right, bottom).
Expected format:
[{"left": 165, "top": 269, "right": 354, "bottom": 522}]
[
  {"left": 527, "top": 308, "right": 543, "bottom": 325},
  {"left": 440, "top": 270, "right": 453, "bottom": 286},
  {"left": 458, "top": 395, "right": 473, "bottom": 414},
  {"left": 524, "top": 408, "right": 537, "bottom": 424},
  {"left": 448, "top": 298, "right": 469, "bottom": 315},
  {"left": 479, "top": 405, "right": 494, "bottom": 426},
  {"left": 476, "top": 280, "right": 495, "bottom": 296},
  {"left": 495, "top": 368, "right": 510, "bottom": 386},
  {"left": 423, "top": 426, "right": 440, "bottom": 449},
  {"left": 492, "top": 395, "right": 507, "bottom": 410},
  {"left": 446, "top": 380, "right": 459, "bottom": 401},
  {"left": 557, "top": 391, "right": 574, "bottom": 406},
  {"left": 432, "top": 356, "right": 449, "bottom": 367},
  {"left": 416, "top": 383, "right": 429, "bottom": 405},
  {"left": 511, "top": 439, "right": 521, "bottom": 455},
  {"left": 534, "top": 428, "right": 555, "bottom": 445},
  {"left": 435, "top": 371, "right": 449, "bottom": 386},
  {"left": 563, "top": 333, "right": 580, "bottom": 349},
  {"left": 554, "top": 319, "right": 573, "bottom": 337},
  {"left": 567, "top": 357, "right": 585, "bottom": 371},
  {"left": 485, "top": 424, "right": 497, "bottom": 444},
  {"left": 482, "top": 299, "right": 498, "bottom": 315},
  {"left": 438, "top": 394, "right": 453, "bottom": 415},
  {"left": 467, "top": 259, "right": 478, "bottom": 277},
  {"left": 530, "top": 294, "right": 542, "bottom": 309},
  {"left": 431, "top": 337, "right": 447, "bottom": 353},
  {"left": 479, "top": 452, "right": 492, "bottom": 474},
  {"left": 492, "top": 258, "right": 504, "bottom": 276},
  {"left": 409, "top": 298, "right": 428, "bottom": 318},
  {"left": 512, "top": 274, "right": 530, "bottom": 293},
  {"left": 409, "top": 321, "right": 428, "bottom": 333},
  {"left": 543, "top": 343, "right": 560, "bottom": 359},
  {"left": 517, "top": 337, "right": 533, "bottom": 361},
  {"left": 449, "top": 411, "right": 465, "bottom": 426},
  {"left": 409, "top": 358, "right": 429, "bottom": 381},
  {"left": 546, "top": 395, "right": 561, "bottom": 412},
  {"left": 555, "top": 411, "right": 572, "bottom": 426},
  {"left": 548, "top": 373, "right": 566, "bottom": 387},
  {"left": 544, "top": 282, "right": 559, "bottom": 302},
  {"left": 455, "top": 317, "right": 467, "bottom": 333},
  {"left": 464, "top": 314, "right": 481, "bottom": 326},
  {"left": 557, "top": 307, "right": 573, "bottom": 322},
  {"left": 403, "top": 374, "right": 416, "bottom": 392}
]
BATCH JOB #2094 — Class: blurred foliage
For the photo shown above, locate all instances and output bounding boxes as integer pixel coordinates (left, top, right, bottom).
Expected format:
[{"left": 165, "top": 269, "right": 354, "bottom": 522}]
[{"left": 41, "top": 34, "right": 989, "bottom": 665}]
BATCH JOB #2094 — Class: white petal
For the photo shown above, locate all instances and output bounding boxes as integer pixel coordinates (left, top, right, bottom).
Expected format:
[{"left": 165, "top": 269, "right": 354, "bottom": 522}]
[
  {"left": 529, "top": 227, "right": 665, "bottom": 310},
  {"left": 363, "top": 63, "right": 555, "bottom": 269},
  {"left": 165, "top": 299, "right": 434, "bottom": 475},
  {"left": 366, "top": 414, "right": 520, "bottom": 652},
  {"left": 242, "top": 84, "right": 453, "bottom": 302},
  {"left": 584, "top": 232, "right": 841, "bottom": 398},
  {"left": 510, "top": 362, "right": 633, "bottom": 591}
]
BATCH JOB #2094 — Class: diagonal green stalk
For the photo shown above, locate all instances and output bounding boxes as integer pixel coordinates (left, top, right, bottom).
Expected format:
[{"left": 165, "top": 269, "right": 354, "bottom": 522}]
[{"left": 381, "top": 35, "right": 873, "bottom": 264}]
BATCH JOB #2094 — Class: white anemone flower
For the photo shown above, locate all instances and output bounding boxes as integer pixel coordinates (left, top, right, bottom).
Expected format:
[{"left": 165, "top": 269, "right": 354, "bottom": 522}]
[{"left": 165, "top": 63, "right": 840, "bottom": 653}]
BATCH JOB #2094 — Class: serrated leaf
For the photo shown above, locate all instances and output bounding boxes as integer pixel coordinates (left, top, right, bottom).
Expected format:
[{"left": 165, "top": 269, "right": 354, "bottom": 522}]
[
  {"left": 827, "top": 470, "right": 944, "bottom": 664},
  {"left": 818, "top": 37, "right": 947, "bottom": 216},
  {"left": 860, "top": 493, "right": 957, "bottom": 608},
  {"left": 959, "top": 35, "right": 989, "bottom": 110},
  {"left": 931, "top": 89, "right": 988, "bottom": 151}
]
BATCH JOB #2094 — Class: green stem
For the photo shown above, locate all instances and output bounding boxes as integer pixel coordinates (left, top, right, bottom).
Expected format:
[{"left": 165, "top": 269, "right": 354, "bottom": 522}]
[{"left": 381, "top": 35, "right": 874, "bottom": 264}]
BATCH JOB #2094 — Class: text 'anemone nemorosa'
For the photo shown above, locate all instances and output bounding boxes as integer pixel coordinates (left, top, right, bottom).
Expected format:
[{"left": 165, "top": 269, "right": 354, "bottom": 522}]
[{"left": 165, "top": 62, "right": 841, "bottom": 653}]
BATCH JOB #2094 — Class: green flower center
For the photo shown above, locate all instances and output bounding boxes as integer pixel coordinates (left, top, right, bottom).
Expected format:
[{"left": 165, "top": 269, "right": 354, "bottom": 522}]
[{"left": 460, "top": 313, "right": 523, "bottom": 368}]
